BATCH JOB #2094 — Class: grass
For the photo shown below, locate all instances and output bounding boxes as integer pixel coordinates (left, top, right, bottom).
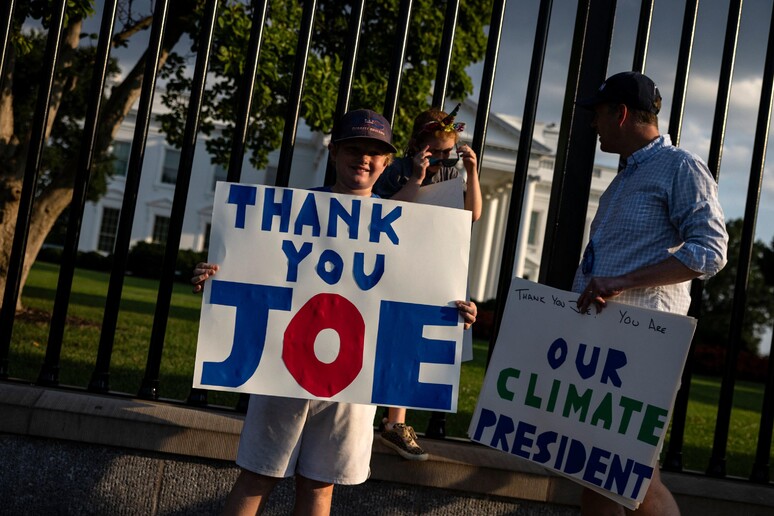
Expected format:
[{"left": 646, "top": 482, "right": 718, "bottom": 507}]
[{"left": 8, "top": 261, "right": 773, "bottom": 479}]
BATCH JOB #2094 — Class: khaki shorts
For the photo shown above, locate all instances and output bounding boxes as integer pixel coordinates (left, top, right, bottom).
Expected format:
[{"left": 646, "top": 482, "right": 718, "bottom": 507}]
[{"left": 236, "top": 394, "right": 377, "bottom": 485}]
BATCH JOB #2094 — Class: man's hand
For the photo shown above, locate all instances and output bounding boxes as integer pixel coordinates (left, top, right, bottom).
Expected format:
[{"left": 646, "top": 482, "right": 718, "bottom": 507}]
[{"left": 576, "top": 276, "right": 625, "bottom": 314}]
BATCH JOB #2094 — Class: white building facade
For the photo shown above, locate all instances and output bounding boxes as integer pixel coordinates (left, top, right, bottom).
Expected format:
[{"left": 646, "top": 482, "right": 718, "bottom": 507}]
[{"left": 78, "top": 100, "right": 615, "bottom": 302}]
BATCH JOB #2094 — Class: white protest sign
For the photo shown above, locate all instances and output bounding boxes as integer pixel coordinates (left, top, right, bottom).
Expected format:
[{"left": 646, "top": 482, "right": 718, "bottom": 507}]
[
  {"left": 194, "top": 182, "right": 471, "bottom": 412},
  {"left": 414, "top": 175, "right": 465, "bottom": 209},
  {"left": 468, "top": 277, "right": 696, "bottom": 509}
]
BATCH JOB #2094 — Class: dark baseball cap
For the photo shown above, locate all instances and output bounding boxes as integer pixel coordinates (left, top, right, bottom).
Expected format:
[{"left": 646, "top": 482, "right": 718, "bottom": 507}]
[
  {"left": 577, "top": 71, "right": 661, "bottom": 114},
  {"left": 331, "top": 109, "right": 398, "bottom": 154}
]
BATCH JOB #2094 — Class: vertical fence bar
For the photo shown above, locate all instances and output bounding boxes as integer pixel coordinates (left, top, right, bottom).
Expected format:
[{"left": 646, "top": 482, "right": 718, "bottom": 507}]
[
  {"left": 487, "top": 0, "right": 552, "bottom": 363},
  {"left": 139, "top": 0, "right": 220, "bottom": 401},
  {"left": 0, "top": 0, "right": 68, "bottom": 378},
  {"left": 431, "top": 0, "right": 460, "bottom": 110},
  {"left": 469, "top": 0, "right": 507, "bottom": 174},
  {"left": 38, "top": 0, "right": 120, "bottom": 386},
  {"left": 632, "top": 0, "right": 653, "bottom": 73},
  {"left": 383, "top": 0, "right": 413, "bottom": 124},
  {"left": 274, "top": 0, "right": 318, "bottom": 188},
  {"left": 751, "top": 330, "right": 774, "bottom": 482},
  {"left": 226, "top": 0, "right": 269, "bottom": 184},
  {"left": 539, "top": 0, "right": 616, "bottom": 290},
  {"left": 324, "top": 0, "right": 366, "bottom": 187},
  {"left": 706, "top": 0, "right": 744, "bottom": 479},
  {"left": 0, "top": 0, "right": 16, "bottom": 83},
  {"left": 745, "top": 5, "right": 774, "bottom": 483},
  {"left": 663, "top": 0, "right": 700, "bottom": 472},
  {"left": 88, "top": 0, "right": 171, "bottom": 393}
]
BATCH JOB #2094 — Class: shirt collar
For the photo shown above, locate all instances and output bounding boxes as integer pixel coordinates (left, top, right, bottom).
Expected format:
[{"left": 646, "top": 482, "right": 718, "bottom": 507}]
[{"left": 623, "top": 134, "right": 670, "bottom": 171}]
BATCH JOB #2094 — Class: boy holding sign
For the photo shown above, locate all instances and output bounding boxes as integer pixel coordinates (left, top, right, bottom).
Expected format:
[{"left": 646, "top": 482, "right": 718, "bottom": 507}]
[{"left": 192, "top": 109, "right": 476, "bottom": 516}]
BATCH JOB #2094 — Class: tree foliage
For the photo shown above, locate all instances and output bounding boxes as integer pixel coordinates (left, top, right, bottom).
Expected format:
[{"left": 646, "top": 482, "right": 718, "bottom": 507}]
[
  {"left": 158, "top": 0, "right": 490, "bottom": 170},
  {"left": 0, "top": 0, "right": 491, "bottom": 311},
  {"left": 696, "top": 219, "right": 774, "bottom": 353}
]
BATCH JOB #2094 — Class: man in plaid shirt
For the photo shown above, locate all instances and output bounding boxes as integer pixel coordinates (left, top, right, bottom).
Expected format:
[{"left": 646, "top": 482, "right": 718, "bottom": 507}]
[{"left": 573, "top": 71, "right": 728, "bottom": 515}]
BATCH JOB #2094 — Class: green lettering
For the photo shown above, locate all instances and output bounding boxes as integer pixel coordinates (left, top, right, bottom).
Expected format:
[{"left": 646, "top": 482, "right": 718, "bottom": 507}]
[
  {"left": 617, "top": 396, "right": 644, "bottom": 434},
  {"left": 637, "top": 404, "right": 668, "bottom": 446},
  {"left": 590, "top": 392, "right": 613, "bottom": 430},
  {"left": 546, "top": 379, "right": 561, "bottom": 412},
  {"left": 497, "top": 368, "right": 520, "bottom": 401},
  {"left": 562, "top": 383, "right": 592, "bottom": 422},
  {"left": 525, "top": 373, "right": 543, "bottom": 408}
]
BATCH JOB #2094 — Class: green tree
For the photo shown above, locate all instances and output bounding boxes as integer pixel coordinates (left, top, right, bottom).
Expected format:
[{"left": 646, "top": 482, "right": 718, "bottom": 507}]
[
  {"left": 0, "top": 0, "right": 490, "bottom": 311},
  {"left": 696, "top": 218, "right": 774, "bottom": 353}
]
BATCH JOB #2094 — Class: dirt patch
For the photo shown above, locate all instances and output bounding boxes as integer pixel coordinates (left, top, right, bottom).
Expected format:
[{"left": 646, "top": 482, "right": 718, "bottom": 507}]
[{"left": 15, "top": 307, "right": 99, "bottom": 328}]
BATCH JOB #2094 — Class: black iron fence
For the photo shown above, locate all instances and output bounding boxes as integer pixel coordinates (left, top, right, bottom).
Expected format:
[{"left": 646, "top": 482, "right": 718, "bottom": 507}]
[{"left": 0, "top": 0, "right": 772, "bottom": 487}]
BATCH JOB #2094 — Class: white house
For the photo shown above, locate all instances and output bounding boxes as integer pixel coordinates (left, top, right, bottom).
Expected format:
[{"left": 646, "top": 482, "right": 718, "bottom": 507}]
[{"left": 77, "top": 99, "right": 616, "bottom": 302}]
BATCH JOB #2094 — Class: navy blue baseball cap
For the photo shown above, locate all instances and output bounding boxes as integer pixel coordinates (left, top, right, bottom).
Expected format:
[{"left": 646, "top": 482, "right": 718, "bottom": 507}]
[
  {"left": 577, "top": 71, "right": 662, "bottom": 114},
  {"left": 332, "top": 109, "right": 398, "bottom": 153}
]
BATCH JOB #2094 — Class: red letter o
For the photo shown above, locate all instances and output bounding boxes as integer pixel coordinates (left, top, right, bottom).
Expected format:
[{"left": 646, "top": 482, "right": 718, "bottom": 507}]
[{"left": 283, "top": 293, "right": 365, "bottom": 397}]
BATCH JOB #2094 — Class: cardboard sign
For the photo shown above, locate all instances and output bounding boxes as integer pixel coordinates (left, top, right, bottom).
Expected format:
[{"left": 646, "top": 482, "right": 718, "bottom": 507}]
[
  {"left": 468, "top": 278, "right": 696, "bottom": 509},
  {"left": 194, "top": 182, "right": 471, "bottom": 412}
]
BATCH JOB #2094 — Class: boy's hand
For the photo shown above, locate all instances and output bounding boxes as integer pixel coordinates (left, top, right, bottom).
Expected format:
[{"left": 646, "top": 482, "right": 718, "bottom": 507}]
[
  {"left": 192, "top": 262, "right": 219, "bottom": 293},
  {"left": 456, "top": 300, "right": 477, "bottom": 330}
]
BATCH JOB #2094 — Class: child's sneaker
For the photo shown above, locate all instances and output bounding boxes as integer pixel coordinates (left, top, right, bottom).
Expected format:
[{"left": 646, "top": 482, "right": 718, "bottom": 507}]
[{"left": 380, "top": 423, "right": 429, "bottom": 461}]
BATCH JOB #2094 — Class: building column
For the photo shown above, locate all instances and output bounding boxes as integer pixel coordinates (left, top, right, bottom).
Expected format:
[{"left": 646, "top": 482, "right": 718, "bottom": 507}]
[{"left": 514, "top": 175, "right": 540, "bottom": 278}]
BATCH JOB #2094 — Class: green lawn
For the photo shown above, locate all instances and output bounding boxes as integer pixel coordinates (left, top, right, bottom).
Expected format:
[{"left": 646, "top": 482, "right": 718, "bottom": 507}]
[{"left": 8, "top": 261, "right": 773, "bottom": 479}]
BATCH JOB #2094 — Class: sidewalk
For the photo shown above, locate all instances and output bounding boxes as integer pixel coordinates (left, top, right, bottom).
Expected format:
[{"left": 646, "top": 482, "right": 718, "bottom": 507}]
[{"left": 1, "top": 383, "right": 772, "bottom": 515}]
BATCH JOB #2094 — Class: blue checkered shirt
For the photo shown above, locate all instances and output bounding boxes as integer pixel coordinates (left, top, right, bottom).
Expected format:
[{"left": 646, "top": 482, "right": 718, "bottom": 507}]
[{"left": 572, "top": 135, "right": 728, "bottom": 315}]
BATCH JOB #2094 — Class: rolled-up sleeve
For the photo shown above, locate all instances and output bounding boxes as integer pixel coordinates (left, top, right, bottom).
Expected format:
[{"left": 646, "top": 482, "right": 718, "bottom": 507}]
[{"left": 669, "top": 158, "right": 728, "bottom": 279}]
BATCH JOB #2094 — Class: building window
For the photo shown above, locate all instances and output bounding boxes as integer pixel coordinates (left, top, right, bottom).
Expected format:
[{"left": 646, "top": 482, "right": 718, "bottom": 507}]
[
  {"left": 98, "top": 207, "right": 120, "bottom": 253},
  {"left": 152, "top": 215, "right": 170, "bottom": 244},
  {"left": 161, "top": 148, "right": 181, "bottom": 184},
  {"left": 540, "top": 159, "right": 554, "bottom": 169},
  {"left": 593, "top": 168, "right": 602, "bottom": 178},
  {"left": 212, "top": 164, "right": 228, "bottom": 190},
  {"left": 527, "top": 210, "right": 541, "bottom": 246},
  {"left": 111, "top": 141, "right": 131, "bottom": 177}
]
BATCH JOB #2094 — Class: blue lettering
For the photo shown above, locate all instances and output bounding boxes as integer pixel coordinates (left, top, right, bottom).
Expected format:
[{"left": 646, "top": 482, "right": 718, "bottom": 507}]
[
  {"left": 532, "top": 431, "right": 558, "bottom": 464},
  {"left": 547, "top": 338, "right": 568, "bottom": 369},
  {"left": 563, "top": 439, "right": 587, "bottom": 475},
  {"left": 353, "top": 252, "right": 385, "bottom": 290},
  {"left": 601, "top": 348, "right": 627, "bottom": 387},
  {"left": 328, "top": 197, "right": 361, "bottom": 239},
  {"left": 604, "top": 455, "right": 635, "bottom": 495},
  {"left": 576, "top": 343, "right": 600, "bottom": 380},
  {"left": 227, "top": 184, "right": 257, "bottom": 229},
  {"left": 282, "top": 240, "right": 313, "bottom": 282},
  {"left": 630, "top": 462, "right": 654, "bottom": 499},
  {"left": 316, "top": 249, "right": 344, "bottom": 285},
  {"left": 511, "top": 421, "right": 537, "bottom": 459},
  {"left": 369, "top": 203, "right": 401, "bottom": 244},
  {"left": 471, "top": 408, "right": 498, "bottom": 442},
  {"left": 371, "top": 301, "right": 457, "bottom": 410},
  {"left": 583, "top": 446, "right": 611, "bottom": 487},
  {"left": 491, "top": 413, "right": 515, "bottom": 452},
  {"left": 294, "top": 192, "right": 322, "bottom": 237},
  {"left": 200, "top": 280, "right": 292, "bottom": 387},
  {"left": 261, "top": 187, "right": 293, "bottom": 233}
]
